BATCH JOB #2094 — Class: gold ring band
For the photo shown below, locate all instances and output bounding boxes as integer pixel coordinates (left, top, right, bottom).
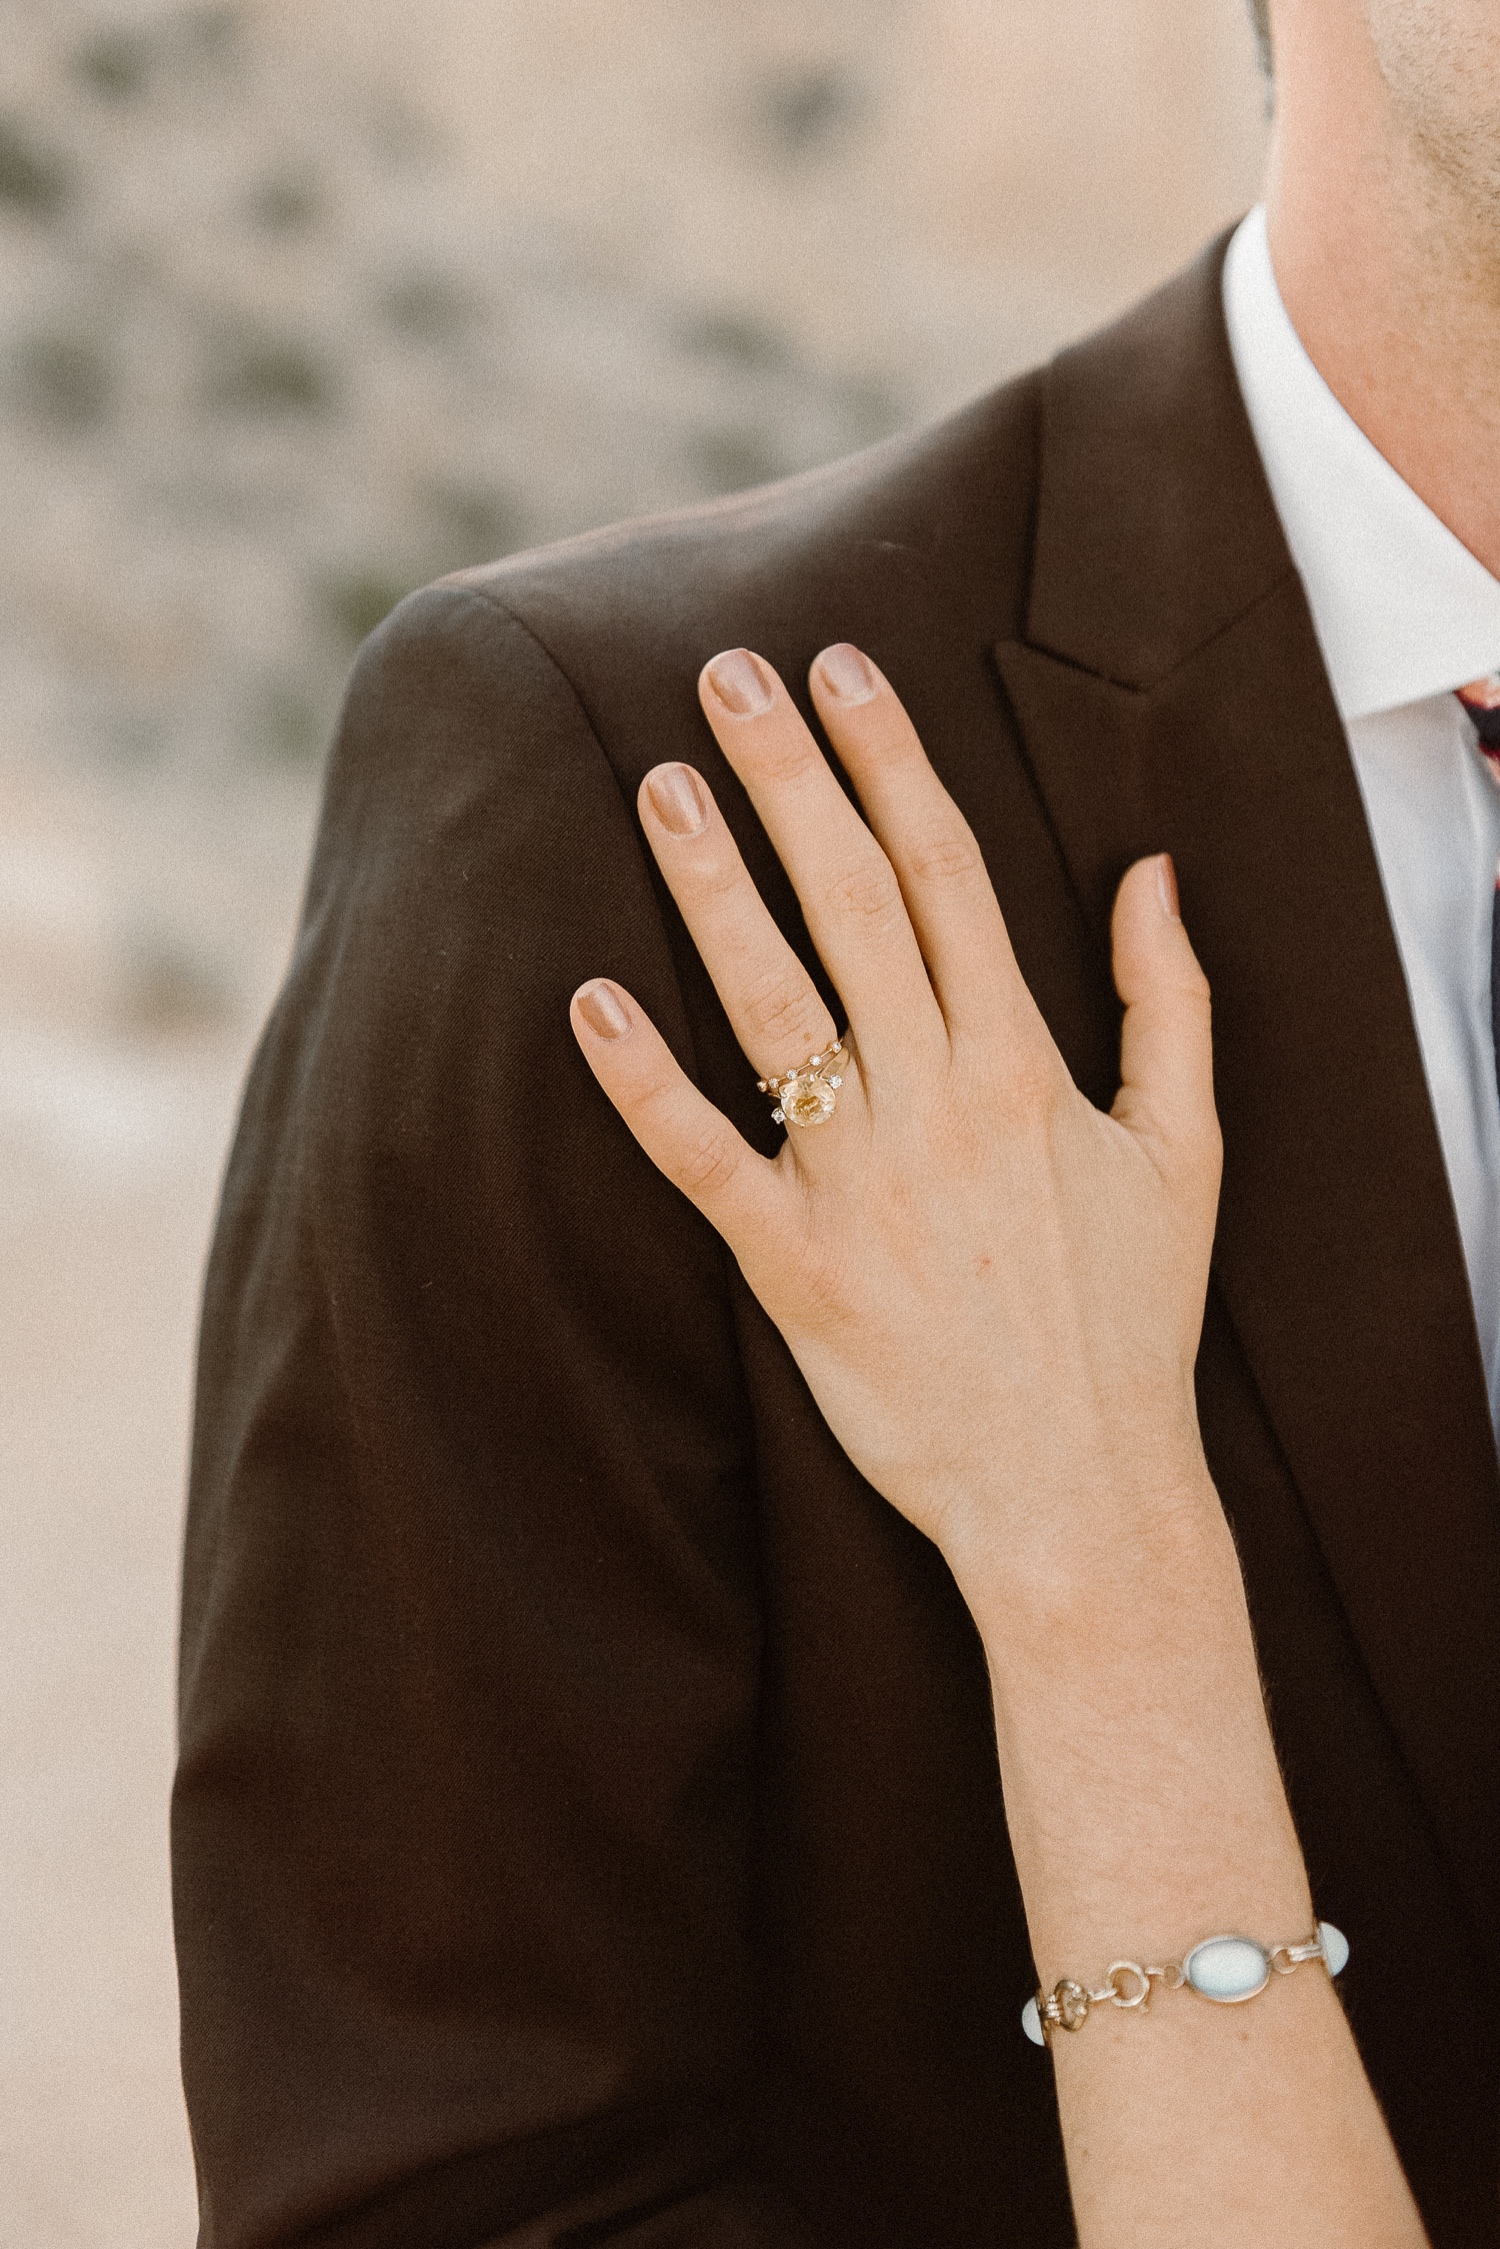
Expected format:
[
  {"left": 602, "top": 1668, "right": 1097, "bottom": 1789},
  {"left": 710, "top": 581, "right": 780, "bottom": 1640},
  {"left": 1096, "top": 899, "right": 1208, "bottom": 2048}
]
[{"left": 756, "top": 1038, "right": 845, "bottom": 1129}]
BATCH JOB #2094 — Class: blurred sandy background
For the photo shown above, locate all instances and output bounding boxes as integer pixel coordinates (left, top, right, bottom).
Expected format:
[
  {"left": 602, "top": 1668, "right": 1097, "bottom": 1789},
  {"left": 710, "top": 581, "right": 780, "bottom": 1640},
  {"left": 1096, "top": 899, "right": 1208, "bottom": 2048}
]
[{"left": 0, "top": 4, "right": 1268, "bottom": 2240}]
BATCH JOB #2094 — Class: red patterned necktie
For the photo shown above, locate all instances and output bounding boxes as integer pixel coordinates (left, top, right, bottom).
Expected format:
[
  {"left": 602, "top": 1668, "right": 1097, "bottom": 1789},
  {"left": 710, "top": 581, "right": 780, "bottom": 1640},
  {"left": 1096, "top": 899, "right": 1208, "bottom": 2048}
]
[{"left": 1454, "top": 676, "right": 1500, "bottom": 1107}]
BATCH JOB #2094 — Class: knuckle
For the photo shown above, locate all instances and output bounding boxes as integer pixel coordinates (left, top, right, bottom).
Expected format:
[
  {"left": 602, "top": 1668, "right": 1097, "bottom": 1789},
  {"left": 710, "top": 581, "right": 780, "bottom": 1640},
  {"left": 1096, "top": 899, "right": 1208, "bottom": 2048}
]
[
  {"left": 1176, "top": 979, "right": 1215, "bottom": 1044},
  {"left": 821, "top": 853, "right": 904, "bottom": 929},
  {"left": 693, "top": 844, "right": 751, "bottom": 903},
  {"left": 1176, "top": 958, "right": 1213, "bottom": 1008},
  {"left": 755, "top": 732, "right": 821, "bottom": 788},
  {"left": 791, "top": 1226, "right": 855, "bottom": 1327},
  {"left": 740, "top": 970, "right": 824, "bottom": 1053},
  {"left": 994, "top": 1040, "right": 1067, "bottom": 1123},
  {"left": 674, "top": 1123, "right": 742, "bottom": 1200},
  {"left": 906, "top": 823, "right": 984, "bottom": 887}
]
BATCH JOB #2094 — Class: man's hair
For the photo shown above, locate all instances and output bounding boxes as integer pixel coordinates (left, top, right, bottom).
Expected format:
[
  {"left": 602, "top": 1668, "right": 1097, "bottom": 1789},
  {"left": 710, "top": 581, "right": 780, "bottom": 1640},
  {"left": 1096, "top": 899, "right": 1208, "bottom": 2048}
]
[{"left": 1247, "top": 0, "right": 1272, "bottom": 74}]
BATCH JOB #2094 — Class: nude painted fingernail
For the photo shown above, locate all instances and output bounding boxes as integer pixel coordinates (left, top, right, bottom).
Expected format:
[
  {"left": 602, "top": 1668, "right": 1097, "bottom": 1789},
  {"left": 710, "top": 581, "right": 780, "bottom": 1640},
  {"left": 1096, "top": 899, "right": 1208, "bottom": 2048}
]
[
  {"left": 705, "top": 648, "right": 774, "bottom": 716},
  {"left": 576, "top": 980, "right": 632, "bottom": 1038},
  {"left": 1157, "top": 852, "right": 1180, "bottom": 920},
  {"left": 645, "top": 762, "right": 710, "bottom": 836},
  {"left": 816, "top": 643, "right": 878, "bottom": 704}
]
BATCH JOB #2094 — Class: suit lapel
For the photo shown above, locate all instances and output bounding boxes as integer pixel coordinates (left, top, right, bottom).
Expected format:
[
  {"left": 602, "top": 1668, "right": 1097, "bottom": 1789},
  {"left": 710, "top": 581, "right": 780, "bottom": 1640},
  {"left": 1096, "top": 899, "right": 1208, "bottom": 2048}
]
[{"left": 995, "top": 241, "right": 1500, "bottom": 1948}]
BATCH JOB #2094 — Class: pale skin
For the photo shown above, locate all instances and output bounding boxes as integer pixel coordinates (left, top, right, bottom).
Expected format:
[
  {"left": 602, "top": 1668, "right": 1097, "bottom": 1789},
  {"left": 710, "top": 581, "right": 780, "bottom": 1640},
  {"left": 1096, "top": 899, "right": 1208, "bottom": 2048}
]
[
  {"left": 1268, "top": 0, "right": 1500, "bottom": 575},
  {"left": 569, "top": 642, "right": 1426, "bottom": 2248},
  {"left": 556, "top": 1, "right": 1500, "bottom": 2233}
]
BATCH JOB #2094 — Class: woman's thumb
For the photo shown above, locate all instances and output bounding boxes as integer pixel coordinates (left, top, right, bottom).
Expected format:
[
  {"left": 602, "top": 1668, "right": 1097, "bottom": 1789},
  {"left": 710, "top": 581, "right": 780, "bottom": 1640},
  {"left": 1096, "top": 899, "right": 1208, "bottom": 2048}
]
[{"left": 1109, "top": 854, "right": 1220, "bottom": 1172}]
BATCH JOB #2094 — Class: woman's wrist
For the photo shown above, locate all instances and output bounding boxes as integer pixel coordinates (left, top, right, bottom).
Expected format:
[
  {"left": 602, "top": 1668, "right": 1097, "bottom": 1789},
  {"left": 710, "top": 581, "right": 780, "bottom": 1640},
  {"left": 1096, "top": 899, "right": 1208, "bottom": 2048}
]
[
  {"left": 945, "top": 1437, "right": 1230, "bottom": 1650},
  {"left": 954, "top": 1463, "right": 1311, "bottom": 1983}
]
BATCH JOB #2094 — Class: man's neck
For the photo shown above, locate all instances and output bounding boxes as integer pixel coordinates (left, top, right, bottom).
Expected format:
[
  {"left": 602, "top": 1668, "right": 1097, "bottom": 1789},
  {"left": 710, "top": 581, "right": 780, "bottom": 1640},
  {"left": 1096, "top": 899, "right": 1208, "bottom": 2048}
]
[{"left": 1265, "top": 9, "right": 1500, "bottom": 581}]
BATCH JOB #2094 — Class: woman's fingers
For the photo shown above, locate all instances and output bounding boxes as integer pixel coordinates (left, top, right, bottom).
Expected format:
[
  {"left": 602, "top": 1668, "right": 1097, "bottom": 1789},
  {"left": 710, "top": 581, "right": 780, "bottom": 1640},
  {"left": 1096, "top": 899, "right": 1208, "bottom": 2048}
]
[
  {"left": 636, "top": 759, "right": 839, "bottom": 1087},
  {"left": 1109, "top": 854, "right": 1221, "bottom": 1181},
  {"left": 569, "top": 977, "right": 783, "bottom": 1243},
  {"left": 650, "top": 651, "right": 1206, "bottom": 1202},
  {"left": 698, "top": 651, "right": 944, "bottom": 1080},
  {"left": 807, "top": 645, "right": 1034, "bottom": 1041}
]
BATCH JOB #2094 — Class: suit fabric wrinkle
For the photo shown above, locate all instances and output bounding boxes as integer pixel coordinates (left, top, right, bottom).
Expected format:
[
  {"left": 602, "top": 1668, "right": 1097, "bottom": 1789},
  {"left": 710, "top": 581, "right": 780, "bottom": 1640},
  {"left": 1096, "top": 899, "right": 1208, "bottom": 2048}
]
[{"left": 173, "top": 231, "right": 1500, "bottom": 2249}]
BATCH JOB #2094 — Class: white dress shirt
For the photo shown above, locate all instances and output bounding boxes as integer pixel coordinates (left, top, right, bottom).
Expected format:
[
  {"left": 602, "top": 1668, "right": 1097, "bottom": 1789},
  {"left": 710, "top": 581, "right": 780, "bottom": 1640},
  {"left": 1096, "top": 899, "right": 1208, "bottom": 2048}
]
[{"left": 1223, "top": 205, "right": 1500, "bottom": 1440}]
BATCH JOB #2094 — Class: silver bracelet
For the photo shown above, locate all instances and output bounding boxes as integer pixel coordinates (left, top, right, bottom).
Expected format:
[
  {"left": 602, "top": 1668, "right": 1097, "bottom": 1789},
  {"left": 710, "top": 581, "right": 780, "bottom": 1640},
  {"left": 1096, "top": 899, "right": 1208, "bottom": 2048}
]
[{"left": 1022, "top": 1921, "right": 1349, "bottom": 2047}]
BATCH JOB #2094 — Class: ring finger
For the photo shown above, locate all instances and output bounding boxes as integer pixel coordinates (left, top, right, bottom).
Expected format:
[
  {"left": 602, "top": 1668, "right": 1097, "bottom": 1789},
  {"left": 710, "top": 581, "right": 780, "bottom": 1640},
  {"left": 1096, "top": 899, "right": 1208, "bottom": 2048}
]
[{"left": 638, "top": 759, "right": 857, "bottom": 1124}]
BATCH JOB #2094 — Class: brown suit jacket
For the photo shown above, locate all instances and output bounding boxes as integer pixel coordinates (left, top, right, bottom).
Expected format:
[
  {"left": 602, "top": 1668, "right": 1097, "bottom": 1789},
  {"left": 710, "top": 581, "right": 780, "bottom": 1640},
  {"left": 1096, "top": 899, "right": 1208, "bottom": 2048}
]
[{"left": 174, "top": 236, "right": 1500, "bottom": 2248}]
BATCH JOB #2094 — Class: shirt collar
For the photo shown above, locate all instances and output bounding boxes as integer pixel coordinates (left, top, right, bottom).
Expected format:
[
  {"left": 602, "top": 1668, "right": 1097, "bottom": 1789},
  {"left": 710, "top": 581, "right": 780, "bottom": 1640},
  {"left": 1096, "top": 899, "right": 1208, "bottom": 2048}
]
[{"left": 1222, "top": 205, "right": 1500, "bottom": 723}]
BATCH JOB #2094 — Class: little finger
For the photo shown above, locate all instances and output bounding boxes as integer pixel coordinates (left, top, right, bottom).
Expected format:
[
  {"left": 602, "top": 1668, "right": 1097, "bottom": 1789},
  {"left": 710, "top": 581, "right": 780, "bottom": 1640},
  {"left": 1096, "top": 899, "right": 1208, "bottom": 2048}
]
[{"left": 569, "top": 977, "right": 786, "bottom": 1245}]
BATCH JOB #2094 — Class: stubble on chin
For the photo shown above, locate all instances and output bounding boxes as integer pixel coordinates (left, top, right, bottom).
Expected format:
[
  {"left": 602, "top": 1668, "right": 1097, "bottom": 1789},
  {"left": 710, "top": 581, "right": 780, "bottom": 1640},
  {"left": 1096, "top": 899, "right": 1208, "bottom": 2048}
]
[{"left": 1364, "top": 0, "right": 1500, "bottom": 280}]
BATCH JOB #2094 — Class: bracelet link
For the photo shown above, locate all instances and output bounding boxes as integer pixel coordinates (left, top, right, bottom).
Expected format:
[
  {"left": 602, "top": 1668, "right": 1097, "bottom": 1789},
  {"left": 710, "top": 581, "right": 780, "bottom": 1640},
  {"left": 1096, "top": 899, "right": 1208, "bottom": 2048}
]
[
  {"left": 1041, "top": 1979, "right": 1093, "bottom": 2036},
  {"left": 1101, "top": 1960, "right": 1153, "bottom": 2010},
  {"left": 1023, "top": 1922, "right": 1348, "bottom": 2049}
]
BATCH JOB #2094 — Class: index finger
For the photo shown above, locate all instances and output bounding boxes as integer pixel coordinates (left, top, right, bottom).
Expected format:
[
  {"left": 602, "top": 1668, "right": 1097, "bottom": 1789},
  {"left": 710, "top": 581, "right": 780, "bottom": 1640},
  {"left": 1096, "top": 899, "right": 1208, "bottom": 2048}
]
[{"left": 699, "top": 648, "right": 946, "bottom": 1086}]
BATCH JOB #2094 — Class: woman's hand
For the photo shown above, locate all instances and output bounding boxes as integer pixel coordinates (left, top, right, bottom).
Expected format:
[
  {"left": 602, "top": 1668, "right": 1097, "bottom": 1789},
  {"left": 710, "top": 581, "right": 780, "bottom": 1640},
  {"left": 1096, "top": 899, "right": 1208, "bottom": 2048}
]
[
  {"left": 570, "top": 643, "right": 1223, "bottom": 1604},
  {"left": 571, "top": 646, "right": 1432, "bottom": 2249}
]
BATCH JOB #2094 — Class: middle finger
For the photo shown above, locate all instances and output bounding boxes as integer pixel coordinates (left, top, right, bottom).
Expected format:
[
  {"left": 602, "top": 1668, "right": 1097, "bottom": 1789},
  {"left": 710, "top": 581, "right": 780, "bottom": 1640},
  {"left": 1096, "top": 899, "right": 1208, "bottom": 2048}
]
[{"left": 697, "top": 648, "right": 944, "bottom": 1080}]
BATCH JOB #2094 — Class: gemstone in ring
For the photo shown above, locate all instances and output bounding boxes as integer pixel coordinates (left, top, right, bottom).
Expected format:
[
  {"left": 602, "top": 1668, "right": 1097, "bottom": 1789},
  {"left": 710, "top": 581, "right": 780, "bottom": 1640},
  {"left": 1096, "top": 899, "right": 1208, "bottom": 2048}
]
[{"left": 756, "top": 1039, "right": 845, "bottom": 1129}]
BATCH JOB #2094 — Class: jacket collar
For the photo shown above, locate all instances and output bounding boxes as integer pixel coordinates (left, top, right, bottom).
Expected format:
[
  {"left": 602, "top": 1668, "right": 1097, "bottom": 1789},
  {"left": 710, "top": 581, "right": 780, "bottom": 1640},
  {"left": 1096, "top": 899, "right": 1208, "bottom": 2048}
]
[{"left": 995, "top": 236, "right": 1500, "bottom": 1952}]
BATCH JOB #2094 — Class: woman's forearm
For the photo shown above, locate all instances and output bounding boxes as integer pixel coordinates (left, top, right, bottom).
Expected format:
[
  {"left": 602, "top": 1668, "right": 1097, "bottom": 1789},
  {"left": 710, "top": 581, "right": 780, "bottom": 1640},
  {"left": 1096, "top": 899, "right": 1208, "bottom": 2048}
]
[
  {"left": 963, "top": 1468, "right": 1427, "bottom": 2249},
  {"left": 573, "top": 643, "right": 1436, "bottom": 2241}
]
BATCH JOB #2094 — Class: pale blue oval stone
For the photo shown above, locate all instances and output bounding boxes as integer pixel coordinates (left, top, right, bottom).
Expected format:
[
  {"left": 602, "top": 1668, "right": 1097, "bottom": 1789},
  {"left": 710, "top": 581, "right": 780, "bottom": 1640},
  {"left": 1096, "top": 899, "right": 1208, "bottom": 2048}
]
[
  {"left": 1021, "top": 1996, "right": 1045, "bottom": 2047},
  {"left": 1319, "top": 1922, "right": 1350, "bottom": 1977},
  {"left": 1185, "top": 1935, "right": 1269, "bottom": 2001}
]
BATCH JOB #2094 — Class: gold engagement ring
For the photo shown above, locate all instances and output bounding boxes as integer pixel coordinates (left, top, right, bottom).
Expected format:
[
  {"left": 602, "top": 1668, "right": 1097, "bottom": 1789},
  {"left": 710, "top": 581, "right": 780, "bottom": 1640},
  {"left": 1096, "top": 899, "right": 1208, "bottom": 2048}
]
[{"left": 757, "top": 1038, "right": 846, "bottom": 1129}]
